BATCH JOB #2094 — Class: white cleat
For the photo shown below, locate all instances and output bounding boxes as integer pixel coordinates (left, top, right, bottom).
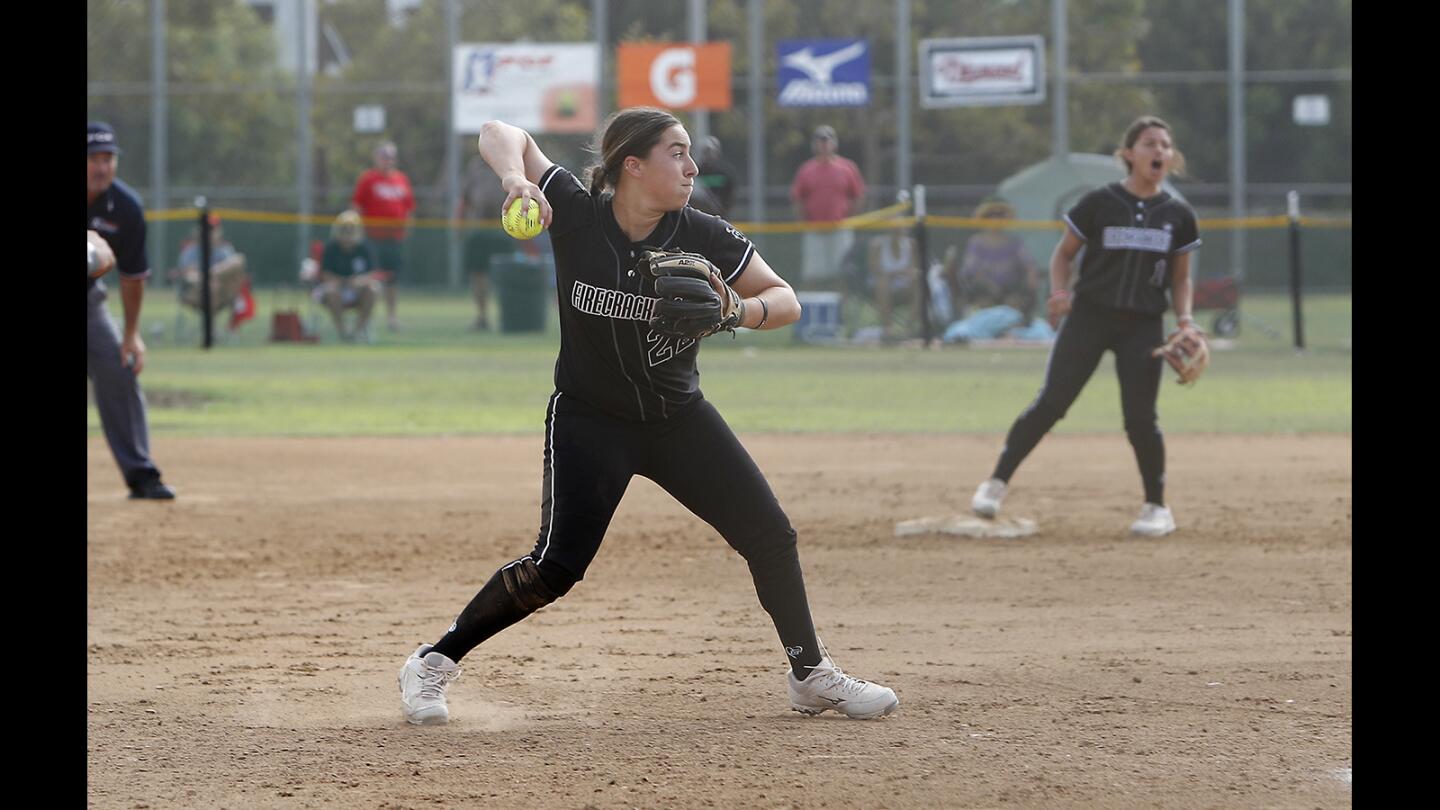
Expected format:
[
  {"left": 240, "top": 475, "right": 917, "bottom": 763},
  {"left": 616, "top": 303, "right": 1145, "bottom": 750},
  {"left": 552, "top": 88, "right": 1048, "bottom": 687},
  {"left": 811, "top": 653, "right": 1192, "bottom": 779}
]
[
  {"left": 398, "top": 644, "right": 462, "bottom": 725},
  {"left": 971, "top": 478, "right": 1008, "bottom": 519},
  {"left": 1130, "top": 503, "right": 1177, "bottom": 537},
  {"left": 788, "top": 640, "right": 899, "bottom": 720}
]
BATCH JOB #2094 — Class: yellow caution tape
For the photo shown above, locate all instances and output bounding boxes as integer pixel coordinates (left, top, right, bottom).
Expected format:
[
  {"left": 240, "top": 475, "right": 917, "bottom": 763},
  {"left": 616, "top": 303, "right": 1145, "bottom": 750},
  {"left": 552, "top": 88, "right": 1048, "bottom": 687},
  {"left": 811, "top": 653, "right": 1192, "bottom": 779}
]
[{"left": 147, "top": 206, "right": 1348, "bottom": 233}]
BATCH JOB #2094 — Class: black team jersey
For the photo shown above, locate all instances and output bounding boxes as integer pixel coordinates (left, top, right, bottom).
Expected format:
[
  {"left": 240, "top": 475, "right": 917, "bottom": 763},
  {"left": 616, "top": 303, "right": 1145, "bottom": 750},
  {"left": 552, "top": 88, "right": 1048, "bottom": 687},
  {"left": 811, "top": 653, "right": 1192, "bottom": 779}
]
[
  {"left": 86, "top": 178, "right": 150, "bottom": 291},
  {"left": 1063, "top": 182, "right": 1201, "bottom": 315},
  {"left": 539, "top": 164, "right": 757, "bottom": 423}
]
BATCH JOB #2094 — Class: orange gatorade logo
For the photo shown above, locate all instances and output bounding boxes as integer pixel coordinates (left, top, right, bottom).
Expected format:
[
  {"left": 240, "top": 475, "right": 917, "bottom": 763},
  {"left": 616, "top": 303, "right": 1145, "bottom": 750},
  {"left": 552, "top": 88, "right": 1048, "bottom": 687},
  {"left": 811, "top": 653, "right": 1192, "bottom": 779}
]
[{"left": 617, "top": 43, "right": 732, "bottom": 111}]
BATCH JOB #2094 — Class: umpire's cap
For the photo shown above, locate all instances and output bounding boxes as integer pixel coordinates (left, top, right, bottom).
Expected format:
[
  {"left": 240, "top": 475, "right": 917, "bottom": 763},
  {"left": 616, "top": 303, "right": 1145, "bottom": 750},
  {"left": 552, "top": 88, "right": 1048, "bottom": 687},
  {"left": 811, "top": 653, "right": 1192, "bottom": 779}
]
[{"left": 88, "top": 122, "right": 121, "bottom": 155}]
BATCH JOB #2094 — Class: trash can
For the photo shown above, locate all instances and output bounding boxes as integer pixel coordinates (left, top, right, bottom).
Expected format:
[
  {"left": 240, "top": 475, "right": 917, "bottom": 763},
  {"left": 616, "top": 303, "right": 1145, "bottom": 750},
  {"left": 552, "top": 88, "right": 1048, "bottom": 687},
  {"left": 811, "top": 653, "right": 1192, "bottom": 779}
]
[{"left": 491, "top": 254, "right": 548, "bottom": 333}]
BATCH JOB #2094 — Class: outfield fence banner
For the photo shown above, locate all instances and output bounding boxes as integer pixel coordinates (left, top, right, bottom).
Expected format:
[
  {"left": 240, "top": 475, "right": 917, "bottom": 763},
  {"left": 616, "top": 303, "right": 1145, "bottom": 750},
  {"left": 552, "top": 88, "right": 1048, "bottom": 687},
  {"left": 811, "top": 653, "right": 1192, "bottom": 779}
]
[
  {"left": 919, "top": 36, "right": 1046, "bottom": 108},
  {"left": 617, "top": 42, "right": 733, "bottom": 111},
  {"left": 777, "top": 39, "right": 871, "bottom": 107},
  {"left": 453, "top": 43, "right": 599, "bottom": 134}
]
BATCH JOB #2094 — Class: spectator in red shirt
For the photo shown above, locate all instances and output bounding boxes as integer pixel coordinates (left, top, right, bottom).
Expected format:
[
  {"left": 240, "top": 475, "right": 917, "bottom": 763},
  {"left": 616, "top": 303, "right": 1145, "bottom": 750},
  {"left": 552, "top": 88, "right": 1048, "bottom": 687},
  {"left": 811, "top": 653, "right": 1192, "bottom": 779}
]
[
  {"left": 351, "top": 141, "right": 416, "bottom": 332},
  {"left": 790, "top": 125, "right": 866, "bottom": 285}
]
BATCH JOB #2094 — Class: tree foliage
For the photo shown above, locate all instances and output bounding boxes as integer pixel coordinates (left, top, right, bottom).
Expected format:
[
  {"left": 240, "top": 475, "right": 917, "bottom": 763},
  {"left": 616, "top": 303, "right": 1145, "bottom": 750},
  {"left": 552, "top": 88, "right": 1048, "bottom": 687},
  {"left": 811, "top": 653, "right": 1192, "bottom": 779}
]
[
  {"left": 1137, "top": 0, "right": 1351, "bottom": 189},
  {"left": 87, "top": 0, "right": 295, "bottom": 201}
]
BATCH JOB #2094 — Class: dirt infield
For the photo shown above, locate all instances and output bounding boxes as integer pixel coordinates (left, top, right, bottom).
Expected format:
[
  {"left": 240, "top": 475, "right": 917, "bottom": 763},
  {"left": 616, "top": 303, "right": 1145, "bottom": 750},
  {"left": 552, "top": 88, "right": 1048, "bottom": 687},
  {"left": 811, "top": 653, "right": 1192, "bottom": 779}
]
[{"left": 88, "top": 433, "right": 1351, "bottom": 809}]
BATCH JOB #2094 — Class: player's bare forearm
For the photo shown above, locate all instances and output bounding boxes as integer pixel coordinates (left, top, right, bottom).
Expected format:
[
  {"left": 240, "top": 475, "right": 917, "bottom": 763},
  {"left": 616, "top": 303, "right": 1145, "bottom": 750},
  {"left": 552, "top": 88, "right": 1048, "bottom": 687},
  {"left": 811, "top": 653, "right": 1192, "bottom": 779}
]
[
  {"left": 116, "top": 275, "right": 148, "bottom": 373},
  {"left": 119, "top": 275, "right": 145, "bottom": 338},
  {"left": 739, "top": 287, "right": 799, "bottom": 330},
  {"left": 1049, "top": 232, "right": 1081, "bottom": 293},
  {"left": 479, "top": 121, "right": 553, "bottom": 226},
  {"left": 478, "top": 121, "right": 550, "bottom": 187},
  {"left": 733, "top": 253, "right": 799, "bottom": 329},
  {"left": 1045, "top": 230, "right": 1083, "bottom": 327},
  {"left": 477, "top": 121, "right": 526, "bottom": 177},
  {"left": 1169, "top": 251, "right": 1195, "bottom": 327}
]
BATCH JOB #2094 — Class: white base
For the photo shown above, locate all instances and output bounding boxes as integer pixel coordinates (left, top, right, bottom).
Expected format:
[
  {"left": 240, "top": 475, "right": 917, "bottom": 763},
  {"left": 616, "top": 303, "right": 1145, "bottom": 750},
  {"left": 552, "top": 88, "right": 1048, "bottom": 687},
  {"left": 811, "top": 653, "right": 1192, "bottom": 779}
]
[{"left": 895, "top": 514, "right": 1038, "bottom": 539}]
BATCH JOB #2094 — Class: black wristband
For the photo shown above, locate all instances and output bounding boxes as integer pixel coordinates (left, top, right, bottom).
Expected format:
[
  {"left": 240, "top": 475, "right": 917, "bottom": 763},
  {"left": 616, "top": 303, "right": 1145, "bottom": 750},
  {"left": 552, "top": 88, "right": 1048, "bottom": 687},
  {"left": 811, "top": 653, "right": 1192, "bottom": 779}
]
[{"left": 756, "top": 297, "right": 769, "bottom": 329}]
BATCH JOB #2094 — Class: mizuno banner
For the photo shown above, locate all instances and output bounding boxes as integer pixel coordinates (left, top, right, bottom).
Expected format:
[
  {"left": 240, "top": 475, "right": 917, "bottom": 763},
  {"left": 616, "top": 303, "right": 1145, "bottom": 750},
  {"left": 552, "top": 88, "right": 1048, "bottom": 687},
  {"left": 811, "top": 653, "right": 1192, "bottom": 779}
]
[{"left": 777, "top": 39, "right": 870, "bottom": 107}]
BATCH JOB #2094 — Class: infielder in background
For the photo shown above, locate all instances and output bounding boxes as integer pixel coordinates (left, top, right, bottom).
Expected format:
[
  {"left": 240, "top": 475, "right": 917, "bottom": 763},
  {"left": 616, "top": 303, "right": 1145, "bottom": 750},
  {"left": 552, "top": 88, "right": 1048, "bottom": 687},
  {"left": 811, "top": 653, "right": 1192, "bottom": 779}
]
[
  {"left": 87, "top": 122, "right": 175, "bottom": 500},
  {"left": 398, "top": 107, "right": 898, "bottom": 725},
  {"left": 971, "top": 116, "right": 1201, "bottom": 536}
]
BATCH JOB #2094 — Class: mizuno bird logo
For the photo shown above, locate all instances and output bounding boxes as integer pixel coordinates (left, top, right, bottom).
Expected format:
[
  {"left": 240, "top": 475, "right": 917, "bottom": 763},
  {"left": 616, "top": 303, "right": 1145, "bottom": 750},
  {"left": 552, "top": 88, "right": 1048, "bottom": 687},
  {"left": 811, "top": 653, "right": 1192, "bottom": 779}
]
[{"left": 782, "top": 42, "right": 867, "bottom": 83}]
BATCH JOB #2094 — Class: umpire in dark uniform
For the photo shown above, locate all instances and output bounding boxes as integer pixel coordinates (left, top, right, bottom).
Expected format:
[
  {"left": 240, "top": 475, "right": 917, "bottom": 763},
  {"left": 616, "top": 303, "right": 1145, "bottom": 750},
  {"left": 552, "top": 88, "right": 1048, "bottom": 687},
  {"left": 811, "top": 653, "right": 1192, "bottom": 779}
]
[{"left": 87, "top": 122, "right": 174, "bottom": 500}]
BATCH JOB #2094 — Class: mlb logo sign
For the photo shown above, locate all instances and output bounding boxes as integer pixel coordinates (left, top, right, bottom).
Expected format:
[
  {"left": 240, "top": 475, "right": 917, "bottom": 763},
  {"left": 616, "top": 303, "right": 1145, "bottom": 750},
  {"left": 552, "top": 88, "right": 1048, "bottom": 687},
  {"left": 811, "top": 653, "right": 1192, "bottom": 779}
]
[{"left": 777, "top": 39, "right": 869, "bottom": 107}]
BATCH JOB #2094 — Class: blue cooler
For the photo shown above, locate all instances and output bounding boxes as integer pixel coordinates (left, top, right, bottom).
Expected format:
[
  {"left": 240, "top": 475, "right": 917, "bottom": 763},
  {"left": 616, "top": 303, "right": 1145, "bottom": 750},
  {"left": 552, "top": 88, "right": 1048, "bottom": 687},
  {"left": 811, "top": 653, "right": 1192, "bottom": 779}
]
[{"left": 793, "top": 291, "right": 843, "bottom": 343}]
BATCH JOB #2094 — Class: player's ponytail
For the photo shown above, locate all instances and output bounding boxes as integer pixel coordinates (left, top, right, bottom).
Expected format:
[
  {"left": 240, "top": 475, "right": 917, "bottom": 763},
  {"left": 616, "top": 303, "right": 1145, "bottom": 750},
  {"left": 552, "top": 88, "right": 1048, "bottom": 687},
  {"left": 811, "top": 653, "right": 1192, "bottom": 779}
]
[
  {"left": 585, "top": 107, "right": 683, "bottom": 196},
  {"left": 585, "top": 164, "right": 615, "bottom": 197}
]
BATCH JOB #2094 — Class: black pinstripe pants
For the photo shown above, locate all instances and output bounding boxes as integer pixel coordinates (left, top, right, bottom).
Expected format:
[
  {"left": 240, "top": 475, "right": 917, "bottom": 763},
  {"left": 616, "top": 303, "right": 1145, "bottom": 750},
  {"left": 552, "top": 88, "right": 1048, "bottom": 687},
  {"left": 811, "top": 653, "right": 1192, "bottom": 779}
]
[
  {"left": 433, "top": 391, "right": 823, "bottom": 676},
  {"left": 992, "top": 296, "right": 1168, "bottom": 505}
]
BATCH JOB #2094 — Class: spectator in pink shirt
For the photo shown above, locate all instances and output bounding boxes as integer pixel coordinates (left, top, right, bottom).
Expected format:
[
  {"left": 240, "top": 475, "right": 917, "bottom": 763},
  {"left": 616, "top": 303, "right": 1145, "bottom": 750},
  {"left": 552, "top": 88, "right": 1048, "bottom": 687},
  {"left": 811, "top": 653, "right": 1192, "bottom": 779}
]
[
  {"left": 790, "top": 125, "right": 866, "bottom": 284},
  {"left": 352, "top": 141, "right": 415, "bottom": 332}
]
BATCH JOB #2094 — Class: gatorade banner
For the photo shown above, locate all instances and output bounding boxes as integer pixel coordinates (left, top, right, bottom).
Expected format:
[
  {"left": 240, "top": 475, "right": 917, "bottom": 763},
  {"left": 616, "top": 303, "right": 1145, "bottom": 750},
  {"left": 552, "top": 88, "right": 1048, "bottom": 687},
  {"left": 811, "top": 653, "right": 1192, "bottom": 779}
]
[{"left": 617, "top": 43, "right": 732, "bottom": 111}]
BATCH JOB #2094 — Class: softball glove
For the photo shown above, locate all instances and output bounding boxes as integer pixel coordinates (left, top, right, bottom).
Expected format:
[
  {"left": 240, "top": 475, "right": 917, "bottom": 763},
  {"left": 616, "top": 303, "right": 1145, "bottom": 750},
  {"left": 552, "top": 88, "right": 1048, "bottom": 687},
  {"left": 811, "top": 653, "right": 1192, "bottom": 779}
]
[
  {"left": 637, "top": 249, "right": 745, "bottom": 340},
  {"left": 1152, "top": 326, "right": 1210, "bottom": 385}
]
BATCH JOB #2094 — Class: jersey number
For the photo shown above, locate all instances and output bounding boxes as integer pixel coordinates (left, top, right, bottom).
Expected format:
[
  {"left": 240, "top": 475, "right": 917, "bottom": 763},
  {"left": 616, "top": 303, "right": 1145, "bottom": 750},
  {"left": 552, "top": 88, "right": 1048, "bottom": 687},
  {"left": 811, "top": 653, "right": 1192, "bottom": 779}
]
[
  {"left": 1150, "top": 258, "right": 1168, "bottom": 287},
  {"left": 646, "top": 331, "right": 695, "bottom": 367}
]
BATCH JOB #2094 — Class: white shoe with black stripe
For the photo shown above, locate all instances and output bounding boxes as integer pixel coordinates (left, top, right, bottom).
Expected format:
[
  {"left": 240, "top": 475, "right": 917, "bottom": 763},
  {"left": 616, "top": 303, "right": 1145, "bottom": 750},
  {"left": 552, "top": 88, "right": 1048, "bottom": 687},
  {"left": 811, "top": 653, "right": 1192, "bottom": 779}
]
[
  {"left": 398, "top": 644, "right": 462, "bottom": 725},
  {"left": 788, "top": 640, "right": 898, "bottom": 720}
]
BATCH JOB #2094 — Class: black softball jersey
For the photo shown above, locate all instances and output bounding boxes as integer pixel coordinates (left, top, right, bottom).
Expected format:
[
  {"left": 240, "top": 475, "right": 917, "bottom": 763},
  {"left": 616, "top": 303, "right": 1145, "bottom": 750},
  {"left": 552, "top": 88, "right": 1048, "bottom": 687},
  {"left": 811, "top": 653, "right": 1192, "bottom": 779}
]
[
  {"left": 539, "top": 164, "right": 756, "bottom": 423},
  {"left": 1063, "top": 182, "right": 1201, "bottom": 315},
  {"left": 87, "top": 178, "right": 150, "bottom": 291}
]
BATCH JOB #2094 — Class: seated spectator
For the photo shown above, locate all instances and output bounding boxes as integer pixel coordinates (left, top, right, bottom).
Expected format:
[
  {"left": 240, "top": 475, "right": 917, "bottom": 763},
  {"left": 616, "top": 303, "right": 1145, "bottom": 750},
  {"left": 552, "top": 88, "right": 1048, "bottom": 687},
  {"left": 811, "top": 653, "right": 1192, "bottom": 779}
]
[
  {"left": 317, "top": 210, "right": 383, "bottom": 343},
  {"left": 867, "top": 223, "right": 924, "bottom": 338},
  {"left": 174, "top": 214, "right": 251, "bottom": 328},
  {"left": 944, "top": 199, "right": 1040, "bottom": 321},
  {"left": 942, "top": 304, "right": 1056, "bottom": 344}
]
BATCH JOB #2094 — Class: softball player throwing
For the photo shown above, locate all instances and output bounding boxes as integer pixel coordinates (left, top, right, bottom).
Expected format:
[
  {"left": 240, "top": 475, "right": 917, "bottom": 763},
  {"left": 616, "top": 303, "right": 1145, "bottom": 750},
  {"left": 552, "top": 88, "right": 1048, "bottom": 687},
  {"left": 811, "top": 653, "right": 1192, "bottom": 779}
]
[
  {"left": 971, "top": 116, "right": 1202, "bottom": 536},
  {"left": 398, "top": 107, "right": 897, "bottom": 724}
]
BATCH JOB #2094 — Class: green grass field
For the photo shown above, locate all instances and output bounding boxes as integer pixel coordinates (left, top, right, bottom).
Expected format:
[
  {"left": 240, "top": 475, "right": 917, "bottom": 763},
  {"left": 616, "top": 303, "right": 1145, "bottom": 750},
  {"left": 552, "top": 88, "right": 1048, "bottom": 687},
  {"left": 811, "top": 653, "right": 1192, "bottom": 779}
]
[{"left": 88, "top": 287, "right": 1350, "bottom": 437}]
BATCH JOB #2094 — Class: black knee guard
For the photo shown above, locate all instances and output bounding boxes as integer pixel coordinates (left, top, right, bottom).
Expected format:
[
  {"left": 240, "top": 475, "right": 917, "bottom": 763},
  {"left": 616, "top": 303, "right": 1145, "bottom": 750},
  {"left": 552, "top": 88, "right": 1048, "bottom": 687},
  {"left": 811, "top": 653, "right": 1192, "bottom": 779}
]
[{"left": 500, "top": 557, "right": 574, "bottom": 612}]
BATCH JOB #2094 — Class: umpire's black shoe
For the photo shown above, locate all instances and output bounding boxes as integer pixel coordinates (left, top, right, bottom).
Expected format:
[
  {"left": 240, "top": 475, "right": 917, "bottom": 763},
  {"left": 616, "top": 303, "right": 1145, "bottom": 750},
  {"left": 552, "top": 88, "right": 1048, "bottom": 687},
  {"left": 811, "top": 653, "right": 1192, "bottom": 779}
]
[{"left": 128, "top": 478, "right": 176, "bottom": 500}]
